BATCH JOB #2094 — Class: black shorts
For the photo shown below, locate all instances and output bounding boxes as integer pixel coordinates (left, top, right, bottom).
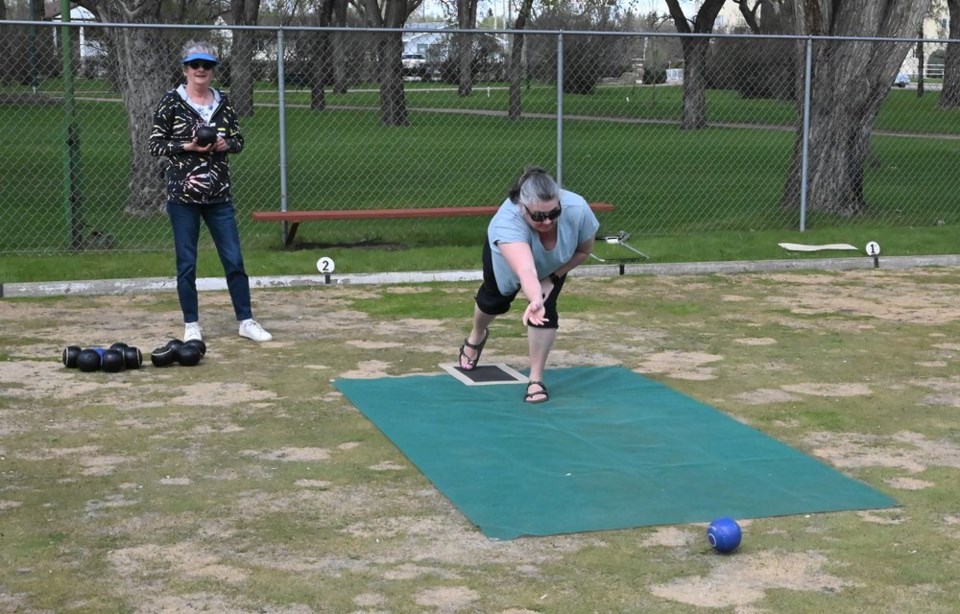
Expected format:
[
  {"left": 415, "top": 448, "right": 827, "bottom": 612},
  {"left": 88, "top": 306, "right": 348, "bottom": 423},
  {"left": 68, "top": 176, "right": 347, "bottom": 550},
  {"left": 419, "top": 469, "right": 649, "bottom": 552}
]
[{"left": 474, "top": 239, "right": 564, "bottom": 329}]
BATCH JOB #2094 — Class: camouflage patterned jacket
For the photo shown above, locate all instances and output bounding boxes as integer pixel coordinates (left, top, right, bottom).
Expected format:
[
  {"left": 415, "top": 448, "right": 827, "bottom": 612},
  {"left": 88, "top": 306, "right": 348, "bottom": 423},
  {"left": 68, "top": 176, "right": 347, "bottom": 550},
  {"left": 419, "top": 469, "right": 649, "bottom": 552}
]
[{"left": 149, "top": 88, "right": 244, "bottom": 205}]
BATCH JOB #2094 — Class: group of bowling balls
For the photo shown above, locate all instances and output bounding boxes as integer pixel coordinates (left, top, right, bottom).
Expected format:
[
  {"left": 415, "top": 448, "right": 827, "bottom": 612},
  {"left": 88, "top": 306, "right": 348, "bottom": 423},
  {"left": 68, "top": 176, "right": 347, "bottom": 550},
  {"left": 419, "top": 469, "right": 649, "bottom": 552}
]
[
  {"left": 61, "top": 339, "right": 207, "bottom": 373},
  {"left": 149, "top": 338, "right": 206, "bottom": 367},
  {"left": 62, "top": 342, "right": 143, "bottom": 373}
]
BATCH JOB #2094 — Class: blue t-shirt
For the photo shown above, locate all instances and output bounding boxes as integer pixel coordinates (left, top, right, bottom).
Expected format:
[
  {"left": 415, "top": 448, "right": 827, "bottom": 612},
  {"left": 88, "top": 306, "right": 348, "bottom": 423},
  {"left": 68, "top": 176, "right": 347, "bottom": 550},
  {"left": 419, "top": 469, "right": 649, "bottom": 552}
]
[{"left": 487, "top": 189, "right": 599, "bottom": 296}]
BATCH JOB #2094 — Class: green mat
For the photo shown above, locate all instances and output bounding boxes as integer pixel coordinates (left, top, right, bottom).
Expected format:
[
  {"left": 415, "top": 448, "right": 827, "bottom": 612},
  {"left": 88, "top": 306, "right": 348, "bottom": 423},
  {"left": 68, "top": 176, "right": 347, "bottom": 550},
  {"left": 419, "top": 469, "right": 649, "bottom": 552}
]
[{"left": 334, "top": 366, "right": 895, "bottom": 540}]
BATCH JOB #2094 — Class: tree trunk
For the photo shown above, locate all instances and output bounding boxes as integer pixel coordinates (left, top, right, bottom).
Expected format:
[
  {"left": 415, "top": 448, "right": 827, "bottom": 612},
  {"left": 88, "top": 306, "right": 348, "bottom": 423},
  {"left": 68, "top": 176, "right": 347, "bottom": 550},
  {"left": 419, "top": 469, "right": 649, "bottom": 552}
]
[
  {"left": 782, "top": 0, "right": 928, "bottom": 216},
  {"left": 940, "top": 0, "right": 960, "bottom": 108},
  {"left": 0, "top": 0, "right": 12, "bottom": 86},
  {"left": 378, "top": 32, "right": 408, "bottom": 126},
  {"left": 507, "top": 0, "right": 533, "bottom": 120},
  {"left": 231, "top": 0, "right": 261, "bottom": 118},
  {"left": 230, "top": 31, "right": 255, "bottom": 116},
  {"left": 916, "top": 30, "right": 925, "bottom": 98},
  {"left": 82, "top": 1, "right": 179, "bottom": 214},
  {"left": 108, "top": 27, "right": 172, "bottom": 215},
  {"left": 665, "top": 0, "right": 726, "bottom": 130},
  {"left": 679, "top": 38, "right": 709, "bottom": 129},
  {"left": 308, "top": 36, "right": 328, "bottom": 112},
  {"left": 376, "top": 0, "right": 409, "bottom": 126},
  {"left": 310, "top": 0, "right": 336, "bottom": 111},
  {"left": 332, "top": 0, "right": 349, "bottom": 95},
  {"left": 457, "top": 0, "right": 478, "bottom": 97},
  {"left": 27, "top": 0, "right": 49, "bottom": 88}
]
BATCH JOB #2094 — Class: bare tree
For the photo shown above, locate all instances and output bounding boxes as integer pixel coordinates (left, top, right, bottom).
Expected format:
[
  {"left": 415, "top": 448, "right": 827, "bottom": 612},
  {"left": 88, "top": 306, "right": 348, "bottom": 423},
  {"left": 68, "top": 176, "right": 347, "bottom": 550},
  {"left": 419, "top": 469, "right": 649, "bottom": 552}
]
[
  {"left": 664, "top": 0, "right": 726, "bottom": 130},
  {"left": 736, "top": 0, "right": 795, "bottom": 34},
  {"left": 456, "top": 0, "right": 480, "bottom": 96},
  {"left": 720, "top": 0, "right": 796, "bottom": 101},
  {"left": 24, "top": 0, "right": 52, "bottom": 88},
  {"left": 331, "top": 0, "right": 350, "bottom": 94},
  {"left": 78, "top": 0, "right": 175, "bottom": 215},
  {"left": 940, "top": 0, "right": 960, "bottom": 107},
  {"left": 781, "top": 0, "right": 928, "bottom": 217},
  {"left": 307, "top": 0, "right": 337, "bottom": 111},
  {"left": 231, "top": 0, "right": 262, "bottom": 117},
  {"left": 360, "top": 0, "right": 422, "bottom": 126},
  {"left": 507, "top": 0, "right": 535, "bottom": 120},
  {"left": 737, "top": 0, "right": 762, "bottom": 32}
]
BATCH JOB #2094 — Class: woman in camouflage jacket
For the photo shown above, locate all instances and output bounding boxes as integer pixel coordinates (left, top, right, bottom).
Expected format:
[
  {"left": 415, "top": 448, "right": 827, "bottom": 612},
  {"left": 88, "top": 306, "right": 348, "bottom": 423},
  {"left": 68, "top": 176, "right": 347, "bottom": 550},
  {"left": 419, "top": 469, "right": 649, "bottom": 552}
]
[{"left": 149, "top": 40, "right": 272, "bottom": 344}]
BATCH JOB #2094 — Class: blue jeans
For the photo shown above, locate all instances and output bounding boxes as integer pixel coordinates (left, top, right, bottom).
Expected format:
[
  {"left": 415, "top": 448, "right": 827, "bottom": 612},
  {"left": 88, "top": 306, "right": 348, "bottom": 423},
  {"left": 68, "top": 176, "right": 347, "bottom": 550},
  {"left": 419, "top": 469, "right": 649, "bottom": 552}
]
[{"left": 167, "top": 200, "right": 252, "bottom": 323}]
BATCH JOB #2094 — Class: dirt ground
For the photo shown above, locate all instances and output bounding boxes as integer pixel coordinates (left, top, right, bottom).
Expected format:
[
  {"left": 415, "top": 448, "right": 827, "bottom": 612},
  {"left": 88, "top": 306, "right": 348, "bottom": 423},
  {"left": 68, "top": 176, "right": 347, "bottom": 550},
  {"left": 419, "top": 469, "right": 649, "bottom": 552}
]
[{"left": 1, "top": 267, "right": 960, "bottom": 612}]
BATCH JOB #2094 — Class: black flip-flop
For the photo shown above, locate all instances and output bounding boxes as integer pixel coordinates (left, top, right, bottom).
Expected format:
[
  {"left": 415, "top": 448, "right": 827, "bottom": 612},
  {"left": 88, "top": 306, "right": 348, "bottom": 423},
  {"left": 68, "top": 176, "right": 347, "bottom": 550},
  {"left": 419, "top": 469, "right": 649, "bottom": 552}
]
[{"left": 458, "top": 328, "right": 489, "bottom": 371}]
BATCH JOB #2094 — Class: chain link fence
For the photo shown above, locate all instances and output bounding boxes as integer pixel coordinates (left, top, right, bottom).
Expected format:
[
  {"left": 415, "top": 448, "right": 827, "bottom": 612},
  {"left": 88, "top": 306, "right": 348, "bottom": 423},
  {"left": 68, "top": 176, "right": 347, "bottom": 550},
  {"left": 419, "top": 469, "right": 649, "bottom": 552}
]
[{"left": 0, "top": 20, "right": 957, "bottom": 254}]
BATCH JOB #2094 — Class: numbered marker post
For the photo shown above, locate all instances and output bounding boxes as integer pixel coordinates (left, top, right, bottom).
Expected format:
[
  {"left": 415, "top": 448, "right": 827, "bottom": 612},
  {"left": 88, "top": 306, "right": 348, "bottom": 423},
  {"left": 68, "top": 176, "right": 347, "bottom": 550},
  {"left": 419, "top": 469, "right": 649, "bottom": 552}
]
[
  {"left": 316, "top": 256, "right": 336, "bottom": 283},
  {"left": 865, "top": 241, "right": 880, "bottom": 268}
]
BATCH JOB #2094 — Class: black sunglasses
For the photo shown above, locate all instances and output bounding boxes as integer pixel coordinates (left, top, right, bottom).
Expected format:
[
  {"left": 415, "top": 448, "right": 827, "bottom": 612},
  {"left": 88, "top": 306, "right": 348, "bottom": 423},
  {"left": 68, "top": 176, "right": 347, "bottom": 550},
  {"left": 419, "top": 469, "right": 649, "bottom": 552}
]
[
  {"left": 524, "top": 201, "right": 562, "bottom": 222},
  {"left": 186, "top": 61, "right": 216, "bottom": 70}
]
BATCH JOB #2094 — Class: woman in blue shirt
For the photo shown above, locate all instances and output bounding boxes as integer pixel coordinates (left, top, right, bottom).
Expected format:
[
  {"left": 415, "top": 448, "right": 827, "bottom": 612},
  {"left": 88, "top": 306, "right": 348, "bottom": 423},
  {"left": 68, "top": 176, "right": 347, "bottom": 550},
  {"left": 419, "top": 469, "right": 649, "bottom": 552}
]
[{"left": 458, "top": 167, "right": 598, "bottom": 403}]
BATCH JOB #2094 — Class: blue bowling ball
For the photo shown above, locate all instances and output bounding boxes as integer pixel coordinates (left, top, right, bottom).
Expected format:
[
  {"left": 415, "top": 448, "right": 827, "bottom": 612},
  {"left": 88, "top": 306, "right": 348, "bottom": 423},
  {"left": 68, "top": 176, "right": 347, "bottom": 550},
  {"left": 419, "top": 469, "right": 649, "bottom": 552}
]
[{"left": 707, "top": 517, "right": 741, "bottom": 553}]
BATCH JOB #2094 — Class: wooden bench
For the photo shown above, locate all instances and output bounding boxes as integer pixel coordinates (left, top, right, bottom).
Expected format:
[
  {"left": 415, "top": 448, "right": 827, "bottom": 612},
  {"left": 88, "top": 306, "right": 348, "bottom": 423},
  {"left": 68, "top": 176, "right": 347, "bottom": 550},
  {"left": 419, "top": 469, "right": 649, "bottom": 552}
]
[{"left": 252, "top": 203, "right": 616, "bottom": 246}]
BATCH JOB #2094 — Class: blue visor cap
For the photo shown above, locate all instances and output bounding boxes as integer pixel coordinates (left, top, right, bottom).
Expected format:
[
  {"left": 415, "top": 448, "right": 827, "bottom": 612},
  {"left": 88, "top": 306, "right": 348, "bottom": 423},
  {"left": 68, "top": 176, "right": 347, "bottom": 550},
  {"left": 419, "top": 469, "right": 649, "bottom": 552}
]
[{"left": 183, "top": 52, "right": 218, "bottom": 65}]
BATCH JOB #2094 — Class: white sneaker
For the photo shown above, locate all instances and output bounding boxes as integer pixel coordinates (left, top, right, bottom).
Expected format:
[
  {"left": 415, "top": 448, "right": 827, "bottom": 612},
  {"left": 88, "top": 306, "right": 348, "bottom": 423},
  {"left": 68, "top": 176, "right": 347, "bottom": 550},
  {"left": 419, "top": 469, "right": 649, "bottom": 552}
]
[
  {"left": 239, "top": 319, "right": 272, "bottom": 342},
  {"left": 184, "top": 322, "right": 203, "bottom": 342}
]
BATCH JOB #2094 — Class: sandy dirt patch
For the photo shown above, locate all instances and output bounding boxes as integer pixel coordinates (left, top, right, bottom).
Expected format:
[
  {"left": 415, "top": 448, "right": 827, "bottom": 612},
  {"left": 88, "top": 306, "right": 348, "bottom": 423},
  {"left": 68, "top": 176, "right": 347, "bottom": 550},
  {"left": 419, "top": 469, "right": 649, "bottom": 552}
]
[
  {"left": 804, "top": 430, "right": 960, "bottom": 474},
  {"left": 780, "top": 382, "right": 872, "bottom": 397},
  {"left": 636, "top": 350, "right": 724, "bottom": 380},
  {"left": 648, "top": 551, "right": 855, "bottom": 608}
]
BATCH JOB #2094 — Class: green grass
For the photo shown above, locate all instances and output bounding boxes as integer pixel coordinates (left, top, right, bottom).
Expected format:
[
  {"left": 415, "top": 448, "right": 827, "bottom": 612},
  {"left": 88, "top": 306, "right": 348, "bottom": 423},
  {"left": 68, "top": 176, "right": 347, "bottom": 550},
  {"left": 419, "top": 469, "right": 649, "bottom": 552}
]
[
  {"left": 22, "top": 74, "right": 960, "bottom": 133},
  {"left": 3, "top": 77, "right": 960, "bottom": 261},
  {"left": 3, "top": 223, "right": 960, "bottom": 283}
]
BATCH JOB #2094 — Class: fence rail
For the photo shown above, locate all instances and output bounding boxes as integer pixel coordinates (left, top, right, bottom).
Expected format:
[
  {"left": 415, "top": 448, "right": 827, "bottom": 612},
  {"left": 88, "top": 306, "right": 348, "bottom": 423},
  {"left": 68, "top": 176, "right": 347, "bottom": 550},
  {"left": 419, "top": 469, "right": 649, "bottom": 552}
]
[{"left": 1, "top": 21, "right": 958, "bottom": 254}]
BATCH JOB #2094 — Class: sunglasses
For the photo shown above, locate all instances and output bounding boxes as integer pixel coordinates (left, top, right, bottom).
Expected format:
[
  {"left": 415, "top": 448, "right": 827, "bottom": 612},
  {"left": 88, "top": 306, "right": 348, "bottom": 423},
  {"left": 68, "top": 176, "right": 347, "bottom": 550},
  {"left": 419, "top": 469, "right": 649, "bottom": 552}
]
[
  {"left": 524, "top": 201, "right": 562, "bottom": 222},
  {"left": 186, "top": 61, "right": 216, "bottom": 70}
]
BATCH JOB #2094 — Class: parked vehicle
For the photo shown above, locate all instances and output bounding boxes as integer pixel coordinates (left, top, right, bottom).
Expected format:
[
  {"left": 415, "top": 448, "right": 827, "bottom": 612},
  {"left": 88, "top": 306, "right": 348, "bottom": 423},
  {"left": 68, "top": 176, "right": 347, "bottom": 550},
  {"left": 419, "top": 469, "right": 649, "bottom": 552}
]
[
  {"left": 402, "top": 53, "right": 433, "bottom": 81},
  {"left": 402, "top": 53, "right": 426, "bottom": 70}
]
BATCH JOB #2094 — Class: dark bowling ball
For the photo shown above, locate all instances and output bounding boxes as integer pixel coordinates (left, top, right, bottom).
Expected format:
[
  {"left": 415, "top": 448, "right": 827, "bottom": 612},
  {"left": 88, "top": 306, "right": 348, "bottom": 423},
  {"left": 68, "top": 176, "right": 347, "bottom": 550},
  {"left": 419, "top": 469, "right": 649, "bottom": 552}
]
[
  {"left": 195, "top": 125, "right": 217, "bottom": 147},
  {"left": 183, "top": 339, "right": 206, "bottom": 357},
  {"left": 62, "top": 345, "right": 82, "bottom": 368},
  {"left": 122, "top": 346, "right": 143, "bottom": 369},
  {"left": 76, "top": 349, "right": 101, "bottom": 372},
  {"left": 110, "top": 342, "right": 129, "bottom": 351},
  {"left": 101, "top": 349, "right": 125, "bottom": 373},
  {"left": 165, "top": 339, "right": 184, "bottom": 353},
  {"left": 177, "top": 344, "right": 202, "bottom": 367},
  {"left": 150, "top": 345, "right": 177, "bottom": 367}
]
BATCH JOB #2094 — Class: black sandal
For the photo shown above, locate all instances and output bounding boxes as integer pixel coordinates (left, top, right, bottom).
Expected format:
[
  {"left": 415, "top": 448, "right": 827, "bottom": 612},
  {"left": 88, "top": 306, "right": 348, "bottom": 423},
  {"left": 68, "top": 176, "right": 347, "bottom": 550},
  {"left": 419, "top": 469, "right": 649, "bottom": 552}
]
[
  {"left": 458, "top": 328, "right": 489, "bottom": 371},
  {"left": 524, "top": 380, "right": 549, "bottom": 404}
]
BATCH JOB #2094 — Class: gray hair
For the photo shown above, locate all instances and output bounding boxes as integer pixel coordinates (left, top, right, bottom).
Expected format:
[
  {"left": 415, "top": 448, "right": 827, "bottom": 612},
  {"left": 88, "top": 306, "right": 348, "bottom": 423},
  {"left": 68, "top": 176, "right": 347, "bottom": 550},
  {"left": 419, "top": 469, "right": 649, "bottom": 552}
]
[
  {"left": 508, "top": 166, "right": 560, "bottom": 206},
  {"left": 180, "top": 40, "right": 218, "bottom": 64}
]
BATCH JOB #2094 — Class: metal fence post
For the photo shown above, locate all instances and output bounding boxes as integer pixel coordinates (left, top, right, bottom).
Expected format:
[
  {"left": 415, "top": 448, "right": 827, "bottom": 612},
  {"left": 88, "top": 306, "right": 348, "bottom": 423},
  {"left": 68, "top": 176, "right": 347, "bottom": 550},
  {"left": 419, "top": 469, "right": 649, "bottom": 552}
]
[
  {"left": 799, "top": 37, "right": 813, "bottom": 232},
  {"left": 276, "top": 27, "right": 290, "bottom": 244},
  {"left": 60, "top": 3, "right": 82, "bottom": 250},
  {"left": 556, "top": 31, "right": 564, "bottom": 186}
]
